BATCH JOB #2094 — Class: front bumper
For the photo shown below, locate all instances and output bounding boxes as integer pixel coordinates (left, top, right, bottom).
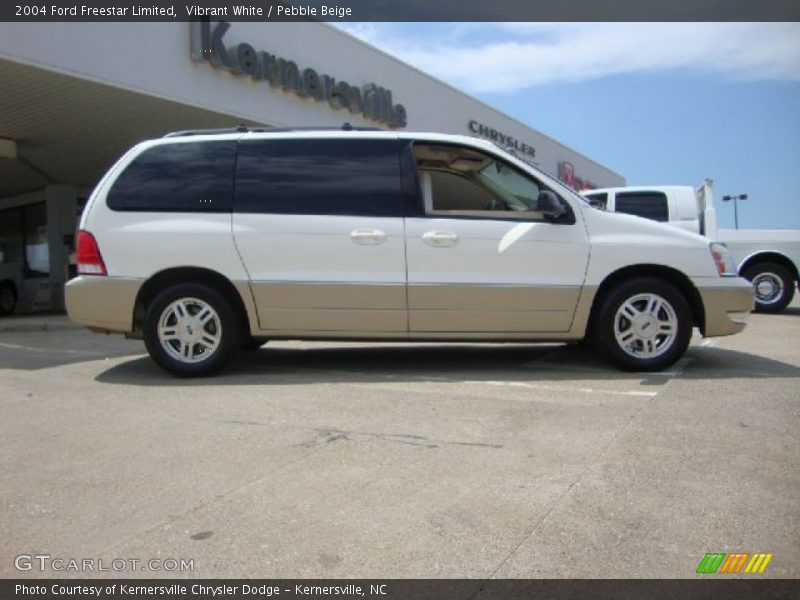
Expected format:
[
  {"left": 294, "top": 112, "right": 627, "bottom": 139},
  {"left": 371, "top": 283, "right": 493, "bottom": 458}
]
[
  {"left": 695, "top": 276, "right": 754, "bottom": 337},
  {"left": 65, "top": 276, "right": 143, "bottom": 334}
]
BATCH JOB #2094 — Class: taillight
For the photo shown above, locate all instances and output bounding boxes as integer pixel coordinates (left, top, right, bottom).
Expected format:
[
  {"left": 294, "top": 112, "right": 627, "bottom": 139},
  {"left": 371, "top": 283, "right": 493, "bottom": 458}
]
[
  {"left": 77, "top": 231, "right": 107, "bottom": 276},
  {"left": 710, "top": 242, "right": 735, "bottom": 276}
]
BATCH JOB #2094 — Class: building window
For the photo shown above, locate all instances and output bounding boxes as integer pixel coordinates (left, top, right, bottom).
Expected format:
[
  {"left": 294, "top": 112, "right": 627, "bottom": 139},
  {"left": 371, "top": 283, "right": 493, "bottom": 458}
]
[{"left": 0, "top": 202, "right": 49, "bottom": 279}]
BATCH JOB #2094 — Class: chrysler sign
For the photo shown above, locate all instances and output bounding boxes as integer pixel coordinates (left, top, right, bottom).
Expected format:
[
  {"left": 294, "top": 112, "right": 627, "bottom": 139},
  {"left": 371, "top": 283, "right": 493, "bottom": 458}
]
[
  {"left": 468, "top": 120, "right": 535, "bottom": 158},
  {"left": 190, "top": 21, "right": 408, "bottom": 128}
]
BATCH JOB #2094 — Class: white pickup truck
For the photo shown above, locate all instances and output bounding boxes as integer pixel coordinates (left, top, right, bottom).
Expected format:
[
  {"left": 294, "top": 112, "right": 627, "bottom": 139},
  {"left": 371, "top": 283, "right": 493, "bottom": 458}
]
[{"left": 583, "top": 181, "right": 800, "bottom": 313}]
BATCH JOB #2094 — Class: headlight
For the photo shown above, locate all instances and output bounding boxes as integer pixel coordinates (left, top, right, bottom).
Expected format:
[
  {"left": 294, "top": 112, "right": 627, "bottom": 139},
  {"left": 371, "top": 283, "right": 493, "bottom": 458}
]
[{"left": 710, "top": 242, "right": 736, "bottom": 276}]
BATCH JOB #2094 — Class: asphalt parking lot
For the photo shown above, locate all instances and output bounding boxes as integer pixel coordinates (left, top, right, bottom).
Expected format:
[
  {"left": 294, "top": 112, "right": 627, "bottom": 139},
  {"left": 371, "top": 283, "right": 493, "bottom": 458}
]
[{"left": 1, "top": 301, "right": 798, "bottom": 579}]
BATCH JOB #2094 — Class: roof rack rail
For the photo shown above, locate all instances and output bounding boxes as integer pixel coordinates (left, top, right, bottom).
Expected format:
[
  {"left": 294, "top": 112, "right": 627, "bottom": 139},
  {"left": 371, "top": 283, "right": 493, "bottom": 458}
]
[
  {"left": 164, "top": 125, "right": 256, "bottom": 138},
  {"left": 164, "top": 123, "right": 383, "bottom": 138}
]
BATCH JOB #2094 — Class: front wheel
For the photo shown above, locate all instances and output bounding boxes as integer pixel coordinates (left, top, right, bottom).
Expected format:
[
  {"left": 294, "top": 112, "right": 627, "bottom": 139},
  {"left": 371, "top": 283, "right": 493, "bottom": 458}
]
[
  {"left": 741, "top": 262, "right": 795, "bottom": 313},
  {"left": 143, "top": 283, "right": 241, "bottom": 377},
  {"left": 595, "top": 278, "right": 693, "bottom": 372}
]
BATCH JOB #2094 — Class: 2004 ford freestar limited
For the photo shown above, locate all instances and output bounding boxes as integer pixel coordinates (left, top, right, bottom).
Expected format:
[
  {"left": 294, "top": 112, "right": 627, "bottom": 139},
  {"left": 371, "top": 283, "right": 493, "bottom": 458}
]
[{"left": 66, "top": 129, "right": 754, "bottom": 377}]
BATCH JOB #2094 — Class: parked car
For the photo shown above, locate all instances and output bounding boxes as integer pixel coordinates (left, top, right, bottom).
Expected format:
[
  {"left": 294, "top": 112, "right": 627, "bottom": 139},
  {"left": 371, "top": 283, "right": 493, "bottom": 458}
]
[
  {"left": 0, "top": 255, "right": 22, "bottom": 315},
  {"left": 0, "top": 240, "right": 25, "bottom": 315},
  {"left": 66, "top": 128, "right": 753, "bottom": 376},
  {"left": 583, "top": 182, "right": 800, "bottom": 313}
]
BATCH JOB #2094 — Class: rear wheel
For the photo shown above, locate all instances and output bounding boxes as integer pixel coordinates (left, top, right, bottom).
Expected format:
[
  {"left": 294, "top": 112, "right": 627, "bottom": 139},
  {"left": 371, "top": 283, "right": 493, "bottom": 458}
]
[
  {"left": 0, "top": 283, "right": 16, "bottom": 315},
  {"left": 741, "top": 262, "right": 795, "bottom": 313},
  {"left": 595, "top": 278, "right": 693, "bottom": 372},
  {"left": 143, "top": 283, "right": 241, "bottom": 377}
]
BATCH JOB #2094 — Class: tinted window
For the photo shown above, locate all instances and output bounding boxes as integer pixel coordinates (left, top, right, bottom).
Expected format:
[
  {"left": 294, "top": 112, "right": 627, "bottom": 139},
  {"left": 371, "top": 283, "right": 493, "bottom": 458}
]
[
  {"left": 107, "top": 141, "right": 236, "bottom": 212},
  {"left": 583, "top": 192, "right": 608, "bottom": 209},
  {"left": 615, "top": 191, "right": 669, "bottom": 222},
  {"left": 235, "top": 139, "right": 403, "bottom": 216}
]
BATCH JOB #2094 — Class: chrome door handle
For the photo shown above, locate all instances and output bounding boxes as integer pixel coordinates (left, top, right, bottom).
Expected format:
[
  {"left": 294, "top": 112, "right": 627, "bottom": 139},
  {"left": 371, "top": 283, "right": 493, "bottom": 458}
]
[
  {"left": 350, "top": 229, "right": 387, "bottom": 245},
  {"left": 422, "top": 230, "right": 459, "bottom": 247}
]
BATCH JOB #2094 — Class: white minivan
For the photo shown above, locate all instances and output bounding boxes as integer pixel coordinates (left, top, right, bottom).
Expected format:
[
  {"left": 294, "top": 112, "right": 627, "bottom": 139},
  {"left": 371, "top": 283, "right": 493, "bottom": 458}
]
[{"left": 66, "top": 128, "right": 753, "bottom": 376}]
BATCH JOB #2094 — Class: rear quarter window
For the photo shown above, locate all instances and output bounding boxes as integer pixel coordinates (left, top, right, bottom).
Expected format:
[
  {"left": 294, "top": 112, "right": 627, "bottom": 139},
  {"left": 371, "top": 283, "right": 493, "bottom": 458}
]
[
  {"left": 615, "top": 191, "right": 669, "bottom": 222},
  {"left": 107, "top": 141, "right": 236, "bottom": 212}
]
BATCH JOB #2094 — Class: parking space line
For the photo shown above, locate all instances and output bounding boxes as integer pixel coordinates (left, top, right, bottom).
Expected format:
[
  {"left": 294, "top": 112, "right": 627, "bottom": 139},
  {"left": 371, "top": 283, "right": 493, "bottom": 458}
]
[
  {"left": 319, "top": 369, "right": 658, "bottom": 398},
  {"left": 464, "top": 380, "right": 659, "bottom": 397},
  {"left": 643, "top": 357, "right": 693, "bottom": 377},
  {"left": 322, "top": 369, "right": 452, "bottom": 382}
]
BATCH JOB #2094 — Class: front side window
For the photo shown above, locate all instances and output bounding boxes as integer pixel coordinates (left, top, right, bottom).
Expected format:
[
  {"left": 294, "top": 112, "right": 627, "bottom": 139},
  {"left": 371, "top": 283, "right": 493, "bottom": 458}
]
[
  {"left": 615, "top": 191, "right": 669, "bottom": 222},
  {"left": 107, "top": 141, "right": 236, "bottom": 212},
  {"left": 413, "top": 143, "right": 571, "bottom": 221},
  {"left": 235, "top": 138, "right": 403, "bottom": 217}
]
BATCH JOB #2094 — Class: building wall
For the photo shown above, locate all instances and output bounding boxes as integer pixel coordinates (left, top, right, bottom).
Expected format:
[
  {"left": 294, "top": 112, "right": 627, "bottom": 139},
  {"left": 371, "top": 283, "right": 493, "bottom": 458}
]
[{"left": 0, "top": 21, "right": 624, "bottom": 188}]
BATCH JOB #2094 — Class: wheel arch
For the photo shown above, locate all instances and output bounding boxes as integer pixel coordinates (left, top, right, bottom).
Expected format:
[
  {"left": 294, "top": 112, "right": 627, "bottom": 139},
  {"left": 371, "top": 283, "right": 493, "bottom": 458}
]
[
  {"left": 738, "top": 251, "right": 799, "bottom": 282},
  {"left": 0, "top": 279, "right": 17, "bottom": 295},
  {"left": 132, "top": 267, "right": 254, "bottom": 336},
  {"left": 586, "top": 264, "right": 705, "bottom": 337}
]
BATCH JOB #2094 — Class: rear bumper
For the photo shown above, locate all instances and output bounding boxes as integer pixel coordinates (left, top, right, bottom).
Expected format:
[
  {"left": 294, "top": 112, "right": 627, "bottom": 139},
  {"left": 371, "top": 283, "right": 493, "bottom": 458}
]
[
  {"left": 65, "top": 276, "right": 142, "bottom": 334},
  {"left": 696, "top": 277, "right": 754, "bottom": 337}
]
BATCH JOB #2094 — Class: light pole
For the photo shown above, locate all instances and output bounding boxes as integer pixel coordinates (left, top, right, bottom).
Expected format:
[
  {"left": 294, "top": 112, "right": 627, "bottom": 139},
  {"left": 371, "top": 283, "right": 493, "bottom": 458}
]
[{"left": 722, "top": 193, "right": 748, "bottom": 229}]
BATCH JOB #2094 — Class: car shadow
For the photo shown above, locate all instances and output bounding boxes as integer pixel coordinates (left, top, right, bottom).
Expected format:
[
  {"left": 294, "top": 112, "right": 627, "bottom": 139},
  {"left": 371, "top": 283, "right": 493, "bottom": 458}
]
[{"left": 94, "top": 342, "right": 800, "bottom": 388}]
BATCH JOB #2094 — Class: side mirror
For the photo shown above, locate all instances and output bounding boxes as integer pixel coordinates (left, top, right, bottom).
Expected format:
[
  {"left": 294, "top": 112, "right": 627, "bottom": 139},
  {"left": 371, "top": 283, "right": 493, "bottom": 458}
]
[{"left": 537, "top": 190, "right": 566, "bottom": 221}]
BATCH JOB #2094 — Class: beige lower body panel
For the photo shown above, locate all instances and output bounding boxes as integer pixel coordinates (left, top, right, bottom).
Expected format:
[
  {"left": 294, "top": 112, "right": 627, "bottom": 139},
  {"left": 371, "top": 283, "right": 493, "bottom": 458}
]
[
  {"left": 65, "top": 276, "right": 142, "bottom": 333},
  {"left": 697, "top": 278, "right": 754, "bottom": 337},
  {"left": 251, "top": 282, "right": 406, "bottom": 332},
  {"left": 252, "top": 281, "right": 586, "bottom": 338},
  {"left": 260, "top": 331, "right": 583, "bottom": 342},
  {"left": 408, "top": 284, "right": 581, "bottom": 333},
  {"left": 256, "top": 308, "right": 407, "bottom": 332}
]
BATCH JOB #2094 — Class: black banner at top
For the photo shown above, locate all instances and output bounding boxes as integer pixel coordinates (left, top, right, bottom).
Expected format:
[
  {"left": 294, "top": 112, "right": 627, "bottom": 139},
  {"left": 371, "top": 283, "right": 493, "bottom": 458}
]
[{"left": 2, "top": 0, "right": 800, "bottom": 22}]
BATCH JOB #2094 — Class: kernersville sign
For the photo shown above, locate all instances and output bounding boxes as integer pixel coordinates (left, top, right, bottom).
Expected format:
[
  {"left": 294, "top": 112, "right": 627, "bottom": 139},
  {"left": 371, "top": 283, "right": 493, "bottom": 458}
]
[{"left": 190, "top": 21, "right": 407, "bottom": 129}]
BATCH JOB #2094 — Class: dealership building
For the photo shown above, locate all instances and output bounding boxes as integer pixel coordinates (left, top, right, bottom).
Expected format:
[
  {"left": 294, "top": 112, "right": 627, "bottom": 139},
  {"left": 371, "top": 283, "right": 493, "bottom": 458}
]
[{"left": 0, "top": 20, "right": 624, "bottom": 313}]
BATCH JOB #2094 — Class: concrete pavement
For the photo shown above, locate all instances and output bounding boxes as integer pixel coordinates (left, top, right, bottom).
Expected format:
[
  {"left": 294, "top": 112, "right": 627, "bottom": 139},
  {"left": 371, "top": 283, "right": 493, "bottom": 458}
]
[{"left": 1, "top": 302, "right": 798, "bottom": 579}]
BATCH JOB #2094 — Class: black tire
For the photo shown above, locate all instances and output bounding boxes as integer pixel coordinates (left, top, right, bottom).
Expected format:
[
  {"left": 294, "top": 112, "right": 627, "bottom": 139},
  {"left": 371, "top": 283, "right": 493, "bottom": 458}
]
[
  {"left": 241, "top": 336, "right": 268, "bottom": 351},
  {"left": 0, "top": 283, "right": 16, "bottom": 316},
  {"left": 741, "top": 262, "right": 795, "bottom": 313},
  {"left": 595, "top": 277, "right": 693, "bottom": 372},
  {"left": 143, "top": 283, "right": 241, "bottom": 377}
]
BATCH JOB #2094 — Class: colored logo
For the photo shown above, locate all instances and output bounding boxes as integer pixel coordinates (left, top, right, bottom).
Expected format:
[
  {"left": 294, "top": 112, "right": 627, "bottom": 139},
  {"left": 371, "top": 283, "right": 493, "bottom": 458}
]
[{"left": 696, "top": 552, "right": 773, "bottom": 574}]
